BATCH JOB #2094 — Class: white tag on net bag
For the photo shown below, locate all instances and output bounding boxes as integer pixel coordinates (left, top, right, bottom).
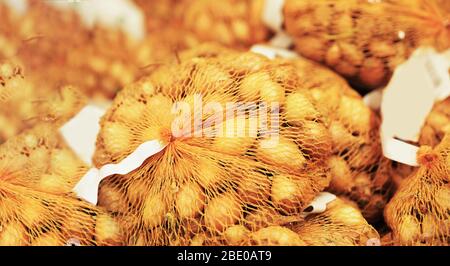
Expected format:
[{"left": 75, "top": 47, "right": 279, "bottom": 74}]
[
  {"left": 47, "top": 0, "right": 146, "bottom": 41},
  {"left": 302, "top": 192, "right": 336, "bottom": 215},
  {"left": 60, "top": 103, "right": 167, "bottom": 205},
  {"left": 251, "top": 44, "right": 298, "bottom": 59},
  {"left": 262, "top": 0, "right": 294, "bottom": 49},
  {"left": 380, "top": 48, "right": 450, "bottom": 166}
]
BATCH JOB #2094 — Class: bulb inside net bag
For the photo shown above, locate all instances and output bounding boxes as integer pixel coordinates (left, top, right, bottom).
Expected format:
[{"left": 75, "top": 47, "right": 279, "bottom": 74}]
[
  {"left": 0, "top": 122, "right": 89, "bottom": 195},
  {"left": 0, "top": 61, "right": 87, "bottom": 144},
  {"left": 262, "top": 56, "right": 394, "bottom": 223},
  {"left": 384, "top": 133, "right": 450, "bottom": 245},
  {"left": 180, "top": 44, "right": 395, "bottom": 223},
  {"left": 283, "top": 0, "right": 450, "bottom": 91},
  {"left": 92, "top": 49, "right": 338, "bottom": 245},
  {"left": 189, "top": 195, "right": 379, "bottom": 246},
  {"left": 0, "top": 0, "right": 147, "bottom": 99},
  {"left": 134, "top": 0, "right": 271, "bottom": 49},
  {"left": 0, "top": 179, "right": 123, "bottom": 246}
]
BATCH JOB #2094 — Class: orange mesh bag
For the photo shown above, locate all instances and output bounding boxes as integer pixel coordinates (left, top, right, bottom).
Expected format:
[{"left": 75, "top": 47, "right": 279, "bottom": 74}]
[
  {"left": 0, "top": 123, "right": 88, "bottom": 195},
  {"left": 419, "top": 98, "right": 450, "bottom": 148},
  {"left": 93, "top": 50, "right": 335, "bottom": 246},
  {"left": 0, "top": 61, "right": 86, "bottom": 144},
  {"left": 153, "top": 43, "right": 393, "bottom": 223},
  {"left": 0, "top": 0, "right": 150, "bottom": 99},
  {"left": 135, "top": 0, "right": 270, "bottom": 50},
  {"left": 283, "top": 0, "right": 450, "bottom": 91},
  {"left": 266, "top": 57, "right": 394, "bottom": 223},
  {"left": 288, "top": 198, "right": 379, "bottom": 246},
  {"left": 0, "top": 180, "right": 123, "bottom": 246},
  {"left": 133, "top": 0, "right": 184, "bottom": 32},
  {"left": 384, "top": 133, "right": 450, "bottom": 246}
]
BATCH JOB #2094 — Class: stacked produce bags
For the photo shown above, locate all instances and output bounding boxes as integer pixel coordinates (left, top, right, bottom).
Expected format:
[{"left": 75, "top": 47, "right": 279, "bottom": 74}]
[{"left": 0, "top": 0, "right": 448, "bottom": 246}]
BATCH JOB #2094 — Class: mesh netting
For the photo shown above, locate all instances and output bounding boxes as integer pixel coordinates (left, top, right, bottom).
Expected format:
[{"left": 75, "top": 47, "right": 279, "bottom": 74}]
[
  {"left": 93, "top": 49, "right": 336, "bottom": 246},
  {"left": 389, "top": 97, "right": 450, "bottom": 189},
  {"left": 0, "top": 61, "right": 86, "bottom": 144},
  {"left": 289, "top": 198, "right": 379, "bottom": 246},
  {"left": 385, "top": 133, "right": 450, "bottom": 245},
  {"left": 267, "top": 57, "right": 394, "bottom": 223},
  {"left": 419, "top": 98, "right": 450, "bottom": 148},
  {"left": 0, "top": 123, "right": 88, "bottom": 195},
  {"left": 0, "top": 0, "right": 154, "bottom": 99},
  {"left": 134, "top": 0, "right": 270, "bottom": 50},
  {"left": 0, "top": 180, "right": 123, "bottom": 246},
  {"left": 283, "top": 0, "right": 450, "bottom": 91}
]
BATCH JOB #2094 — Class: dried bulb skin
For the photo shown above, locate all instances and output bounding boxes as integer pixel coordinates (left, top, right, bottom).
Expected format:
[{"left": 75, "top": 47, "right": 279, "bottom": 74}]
[{"left": 284, "top": 0, "right": 450, "bottom": 91}]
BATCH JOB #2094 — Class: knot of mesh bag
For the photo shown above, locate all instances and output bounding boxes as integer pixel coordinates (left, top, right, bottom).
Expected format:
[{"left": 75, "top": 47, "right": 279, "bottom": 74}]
[
  {"left": 0, "top": 180, "right": 124, "bottom": 246},
  {"left": 283, "top": 0, "right": 450, "bottom": 91},
  {"left": 385, "top": 133, "right": 450, "bottom": 245},
  {"left": 417, "top": 146, "right": 439, "bottom": 168},
  {"left": 93, "top": 49, "right": 340, "bottom": 246}
]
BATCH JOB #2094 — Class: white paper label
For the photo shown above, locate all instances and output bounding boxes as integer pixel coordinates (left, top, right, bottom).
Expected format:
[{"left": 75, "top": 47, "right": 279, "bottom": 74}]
[
  {"left": 1, "top": 0, "right": 28, "bottom": 15},
  {"left": 262, "top": 0, "right": 285, "bottom": 32},
  {"left": 60, "top": 104, "right": 108, "bottom": 165},
  {"left": 73, "top": 139, "right": 167, "bottom": 204},
  {"left": 60, "top": 103, "right": 168, "bottom": 204},
  {"left": 251, "top": 44, "right": 298, "bottom": 59},
  {"left": 363, "top": 89, "right": 383, "bottom": 112},
  {"left": 262, "top": 0, "right": 294, "bottom": 49},
  {"left": 381, "top": 47, "right": 450, "bottom": 166},
  {"left": 303, "top": 192, "right": 337, "bottom": 215},
  {"left": 46, "top": 0, "right": 145, "bottom": 40}
]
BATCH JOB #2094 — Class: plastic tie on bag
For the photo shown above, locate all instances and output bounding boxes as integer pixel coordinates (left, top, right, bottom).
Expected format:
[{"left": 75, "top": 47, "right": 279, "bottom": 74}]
[
  {"left": 60, "top": 103, "right": 167, "bottom": 205},
  {"left": 379, "top": 47, "right": 450, "bottom": 166},
  {"left": 302, "top": 192, "right": 337, "bottom": 215}
]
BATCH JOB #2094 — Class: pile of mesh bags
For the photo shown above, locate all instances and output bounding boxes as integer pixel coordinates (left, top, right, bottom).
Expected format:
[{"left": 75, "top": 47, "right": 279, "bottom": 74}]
[
  {"left": 91, "top": 47, "right": 383, "bottom": 246},
  {"left": 0, "top": 122, "right": 124, "bottom": 246},
  {"left": 136, "top": 0, "right": 449, "bottom": 93},
  {"left": 2, "top": 0, "right": 447, "bottom": 98},
  {"left": 0, "top": 0, "right": 448, "bottom": 247},
  {"left": 0, "top": 0, "right": 152, "bottom": 99},
  {"left": 0, "top": 61, "right": 123, "bottom": 246}
]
